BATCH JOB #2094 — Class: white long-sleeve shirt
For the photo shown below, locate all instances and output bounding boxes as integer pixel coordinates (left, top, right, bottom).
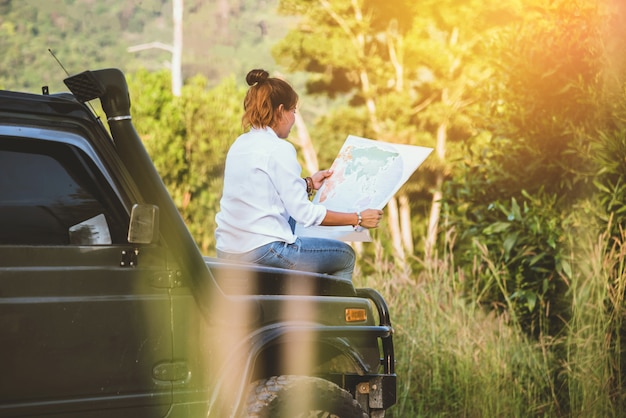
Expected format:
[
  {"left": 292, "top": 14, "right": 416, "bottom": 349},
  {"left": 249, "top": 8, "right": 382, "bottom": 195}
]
[{"left": 215, "top": 127, "right": 327, "bottom": 253}]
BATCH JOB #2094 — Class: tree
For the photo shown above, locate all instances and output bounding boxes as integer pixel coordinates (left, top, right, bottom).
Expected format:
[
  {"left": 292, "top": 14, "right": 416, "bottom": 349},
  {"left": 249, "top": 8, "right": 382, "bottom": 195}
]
[
  {"left": 128, "top": 0, "right": 183, "bottom": 96},
  {"left": 274, "top": 0, "right": 419, "bottom": 262},
  {"left": 128, "top": 69, "right": 246, "bottom": 253},
  {"left": 274, "top": 0, "right": 517, "bottom": 264},
  {"left": 441, "top": 0, "right": 618, "bottom": 337},
  {"left": 401, "top": 0, "right": 518, "bottom": 260}
]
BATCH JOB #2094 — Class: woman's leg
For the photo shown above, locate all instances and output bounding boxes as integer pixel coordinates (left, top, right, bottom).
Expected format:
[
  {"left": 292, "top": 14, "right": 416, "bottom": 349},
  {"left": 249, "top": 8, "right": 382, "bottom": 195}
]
[
  {"left": 288, "top": 237, "right": 356, "bottom": 280},
  {"left": 217, "top": 238, "right": 356, "bottom": 280}
]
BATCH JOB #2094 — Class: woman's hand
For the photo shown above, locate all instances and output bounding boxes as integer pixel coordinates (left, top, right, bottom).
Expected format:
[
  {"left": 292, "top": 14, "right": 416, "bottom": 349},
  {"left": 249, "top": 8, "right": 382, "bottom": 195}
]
[
  {"left": 359, "top": 209, "right": 383, "bottom": 229},
  {"left": 311, "top": 169, "right": 333, "bottom": 190}
]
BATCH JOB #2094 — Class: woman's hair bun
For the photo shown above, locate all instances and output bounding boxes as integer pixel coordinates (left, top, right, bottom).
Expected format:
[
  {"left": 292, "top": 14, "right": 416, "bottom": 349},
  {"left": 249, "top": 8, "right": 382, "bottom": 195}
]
[{"left": 246, "top": 69, "right": 270, "bottom": 86}]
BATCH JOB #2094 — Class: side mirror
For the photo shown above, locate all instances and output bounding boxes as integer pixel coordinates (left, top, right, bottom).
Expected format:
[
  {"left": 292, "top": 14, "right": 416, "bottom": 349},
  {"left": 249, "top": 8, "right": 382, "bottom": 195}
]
[{"left": 128, "top": 204, "right": 159, "bottom": 244}]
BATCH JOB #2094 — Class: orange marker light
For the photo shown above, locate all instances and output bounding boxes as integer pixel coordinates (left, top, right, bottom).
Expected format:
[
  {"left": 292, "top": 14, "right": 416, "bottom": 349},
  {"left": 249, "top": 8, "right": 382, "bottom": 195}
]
[{"left": 345, "top": 308, "right": 367, "bottom": 322}]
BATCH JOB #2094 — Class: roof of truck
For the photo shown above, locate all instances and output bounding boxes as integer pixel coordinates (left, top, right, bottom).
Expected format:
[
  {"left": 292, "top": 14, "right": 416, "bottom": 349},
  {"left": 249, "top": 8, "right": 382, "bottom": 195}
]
[{"left": 0, "top": 89, "right": 96, "bottom": 123}]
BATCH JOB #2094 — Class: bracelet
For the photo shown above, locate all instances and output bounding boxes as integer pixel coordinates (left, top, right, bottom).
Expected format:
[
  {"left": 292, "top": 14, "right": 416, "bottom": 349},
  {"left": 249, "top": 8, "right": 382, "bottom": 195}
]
[
  {"left": 304, "top": 177, "right": 313, "bottom": 198},
  {"left": 354, "top": 211, "right": 362, "bottom": 230}
]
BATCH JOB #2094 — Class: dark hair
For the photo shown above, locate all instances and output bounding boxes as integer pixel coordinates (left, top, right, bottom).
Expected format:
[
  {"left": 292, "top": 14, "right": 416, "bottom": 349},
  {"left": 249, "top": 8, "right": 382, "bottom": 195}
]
[{"left": 242, "top": 69, "right": 298, "bottom": 130}]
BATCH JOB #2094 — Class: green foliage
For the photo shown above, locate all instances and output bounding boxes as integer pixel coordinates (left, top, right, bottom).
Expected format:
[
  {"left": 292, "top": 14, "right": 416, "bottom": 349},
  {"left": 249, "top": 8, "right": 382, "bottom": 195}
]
[
  {"left": 440, "top": 0, "right": 622, "bottom": 340},
  {"left": 0, "top": 0, "right": 291, "bottom": 93},
  {"left": 308, "top": 106, "right": 373, "bottom": 169},
  {"left": 128, "top": 68, "right": 246, "bottom": 254},
  {"left": 477, "top": 0, "right": 605, "bottom": 197},
  {"left": 591, "top": 129, "right": 626, "bottom": 234},
  {"left": 0, "top": 0, "right": 171, "bottom": 93},
  {"left": 560, "top": 223, "right": 626, "bottom": 417},
  {"left": 492, "top": 0, "right": 605, "bottom": 127},
  {"left": 444, "top": 181, "right": 571, "bottom": 336},
  {"left": 274, "top": 0, "right": 521, "bottom": 270}
]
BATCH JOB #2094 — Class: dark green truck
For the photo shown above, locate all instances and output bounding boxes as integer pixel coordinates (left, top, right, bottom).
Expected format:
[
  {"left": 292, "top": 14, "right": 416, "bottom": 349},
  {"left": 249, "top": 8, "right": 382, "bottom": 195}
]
[{"left": 0, "top": 69, "right": 396, "bottom": 417}]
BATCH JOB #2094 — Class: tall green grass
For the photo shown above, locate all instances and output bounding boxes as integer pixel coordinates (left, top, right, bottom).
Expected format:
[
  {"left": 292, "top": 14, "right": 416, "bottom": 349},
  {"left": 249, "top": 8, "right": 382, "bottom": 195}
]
[
  {"left": 355, "top": 227, "right": 626, "bottom": 417},
  {"left": 561, "top": 224, "right": 626, "bottom": 417}
]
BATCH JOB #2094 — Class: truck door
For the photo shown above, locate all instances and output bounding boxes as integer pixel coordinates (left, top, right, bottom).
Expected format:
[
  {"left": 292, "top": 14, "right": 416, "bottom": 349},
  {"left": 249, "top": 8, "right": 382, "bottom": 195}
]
[{"left": 0, "top": 135, "right": 174, "bottom": 417}]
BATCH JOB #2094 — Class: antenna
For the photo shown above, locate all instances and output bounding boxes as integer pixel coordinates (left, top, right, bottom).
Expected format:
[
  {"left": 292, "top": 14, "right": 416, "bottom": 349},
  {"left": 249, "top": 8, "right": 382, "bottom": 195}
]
[
  {"left": 47, "top": 48, "right": 101, "bottom": 120},
  {"left": 48, "top": 48, "right": 70, "bottom": 76}
]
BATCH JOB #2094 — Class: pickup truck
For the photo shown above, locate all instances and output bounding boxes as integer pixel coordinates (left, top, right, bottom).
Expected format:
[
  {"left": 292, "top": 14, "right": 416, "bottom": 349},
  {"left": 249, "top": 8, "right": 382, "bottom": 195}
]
[{"left": 0, "top": 68, "right": 396, "bottom": 417}]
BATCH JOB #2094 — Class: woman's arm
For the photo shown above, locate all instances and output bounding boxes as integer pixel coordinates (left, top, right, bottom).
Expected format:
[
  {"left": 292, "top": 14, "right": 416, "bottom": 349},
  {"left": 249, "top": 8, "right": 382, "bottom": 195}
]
[{"left": 321, "top": 208, "right": 383, "bottom": 228}]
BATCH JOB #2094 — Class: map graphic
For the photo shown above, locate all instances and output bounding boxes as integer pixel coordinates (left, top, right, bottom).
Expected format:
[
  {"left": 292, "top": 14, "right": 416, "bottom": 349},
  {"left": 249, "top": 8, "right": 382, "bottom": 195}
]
[{"left": 296, "top": 135, "right": 433, "bottom": 241}]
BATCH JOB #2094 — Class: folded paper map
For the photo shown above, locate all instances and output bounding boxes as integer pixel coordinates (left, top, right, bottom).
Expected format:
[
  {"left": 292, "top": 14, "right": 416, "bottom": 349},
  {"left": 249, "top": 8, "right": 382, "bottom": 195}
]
[{"left": 295, "top": 135, "right": 433, "bottom": 241}]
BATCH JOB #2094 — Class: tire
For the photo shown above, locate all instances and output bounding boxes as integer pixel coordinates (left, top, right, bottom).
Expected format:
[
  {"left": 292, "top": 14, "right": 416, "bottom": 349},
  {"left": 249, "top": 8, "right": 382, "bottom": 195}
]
[{"left": 245, "top": 375, "right": 368, "bottom": 418}]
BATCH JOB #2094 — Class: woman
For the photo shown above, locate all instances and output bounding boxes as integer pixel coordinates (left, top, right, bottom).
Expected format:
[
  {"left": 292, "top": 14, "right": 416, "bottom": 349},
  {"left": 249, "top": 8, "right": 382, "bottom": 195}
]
[{"left": 215, "top": 69, "right": 383, "bottom": 280}]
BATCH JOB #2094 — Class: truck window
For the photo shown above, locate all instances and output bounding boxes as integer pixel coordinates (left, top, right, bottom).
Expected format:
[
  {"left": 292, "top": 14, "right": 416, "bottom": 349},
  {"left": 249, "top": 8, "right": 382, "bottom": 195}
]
[{"left": 0, "top": 140, "right": 127, "bottom": 245}]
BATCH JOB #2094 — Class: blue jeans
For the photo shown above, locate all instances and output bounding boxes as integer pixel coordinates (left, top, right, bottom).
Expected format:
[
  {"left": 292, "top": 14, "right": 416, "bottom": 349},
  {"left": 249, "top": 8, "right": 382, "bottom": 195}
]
[{"left": 217, "top": 237, "right": 356, "bottom": 281}]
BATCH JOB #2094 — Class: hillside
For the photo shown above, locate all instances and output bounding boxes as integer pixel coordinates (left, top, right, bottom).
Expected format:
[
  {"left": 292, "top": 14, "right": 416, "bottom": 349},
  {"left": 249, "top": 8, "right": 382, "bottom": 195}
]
[{"left": 0, "top": 0, "right": 294, "bottom": 93}]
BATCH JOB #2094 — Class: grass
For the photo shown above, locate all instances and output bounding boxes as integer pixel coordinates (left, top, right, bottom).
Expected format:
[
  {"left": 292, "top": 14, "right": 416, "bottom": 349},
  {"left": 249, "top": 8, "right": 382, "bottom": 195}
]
[{"left": 354, "top": 227, "right": 626, "bottom": 417}]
